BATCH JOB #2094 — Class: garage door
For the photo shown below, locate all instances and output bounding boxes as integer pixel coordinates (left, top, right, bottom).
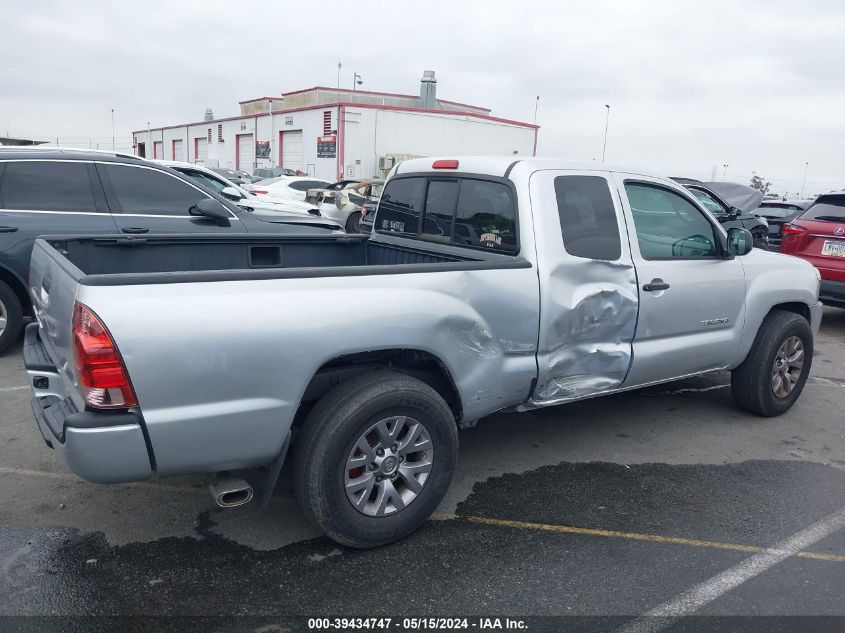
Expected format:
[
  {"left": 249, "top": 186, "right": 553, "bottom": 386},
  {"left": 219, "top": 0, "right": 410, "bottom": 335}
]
[
  {"left": 195, "top": 138, "right": 207, "bottom": 164},
  {"left": 282, "top": 131, "right": 303, "bottom": 172},
  {"left": 237, "top": 134, "right": 254, "bottom": 171},
  {"left": 172, "top": 139, "right": 184, "bottom": 162},
  {"left": 153, "top": 141, "right": 163, "bottom": 159}
]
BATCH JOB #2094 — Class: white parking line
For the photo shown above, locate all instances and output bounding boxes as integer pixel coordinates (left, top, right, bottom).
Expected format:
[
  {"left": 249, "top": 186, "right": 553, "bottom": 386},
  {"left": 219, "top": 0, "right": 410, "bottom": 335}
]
[
  {"left": 616, "top": 505, "right": 845, "bottom": 633},
  {"left": 0, "top": 385, "right": 29, "bottom": 393}
]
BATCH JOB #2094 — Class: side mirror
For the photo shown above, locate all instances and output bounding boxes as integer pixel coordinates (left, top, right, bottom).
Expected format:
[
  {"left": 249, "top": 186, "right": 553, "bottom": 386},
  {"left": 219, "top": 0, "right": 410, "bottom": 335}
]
[
  {"left": 728, "top": 206, "right": 742, "bottom": 217},
  {"left": 220, "top": 186, "right": 243, "bottom": 201},
  {"left": 727, "top": 227, "right": 754, "bottom": 257},
  {"left": 189, "top": 198, "right": 231, "bottom": 227}
]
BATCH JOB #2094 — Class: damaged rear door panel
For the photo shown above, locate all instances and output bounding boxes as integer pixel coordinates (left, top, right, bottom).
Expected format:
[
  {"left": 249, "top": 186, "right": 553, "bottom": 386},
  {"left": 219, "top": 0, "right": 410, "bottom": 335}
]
[{"left": 526, "top": 170, "right": 639, "bottom": 406}]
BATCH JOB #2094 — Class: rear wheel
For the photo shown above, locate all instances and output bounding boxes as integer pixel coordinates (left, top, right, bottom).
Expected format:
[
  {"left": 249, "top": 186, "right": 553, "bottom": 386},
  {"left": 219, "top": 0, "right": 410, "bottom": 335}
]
[
  {"left": 731, "top": 311, "right": 813, "bottom": 416},
  {"left": 0, "top": 281, "right": 23, "bottom": 354},
  {"left": 345, "top": 211, "right": 362, "bottom": 233},
  {"left": 292, "top": 371, "right": 458, "bottom": 548}
]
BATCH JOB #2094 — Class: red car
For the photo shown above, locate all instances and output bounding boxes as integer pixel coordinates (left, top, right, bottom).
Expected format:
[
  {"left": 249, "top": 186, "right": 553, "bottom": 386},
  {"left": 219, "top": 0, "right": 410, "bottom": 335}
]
[{"left": 780, "top": 193, "right": 845, "bottom": 308}]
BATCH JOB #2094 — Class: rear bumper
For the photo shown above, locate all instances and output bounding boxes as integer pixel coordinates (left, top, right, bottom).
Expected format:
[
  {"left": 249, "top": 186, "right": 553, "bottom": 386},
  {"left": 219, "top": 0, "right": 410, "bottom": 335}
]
[
  {"left": 820, "top": 280, "right": 845, "bottom": 308},
  {"left": 25, "top": 323, "right": 154, "bottom": 484}
]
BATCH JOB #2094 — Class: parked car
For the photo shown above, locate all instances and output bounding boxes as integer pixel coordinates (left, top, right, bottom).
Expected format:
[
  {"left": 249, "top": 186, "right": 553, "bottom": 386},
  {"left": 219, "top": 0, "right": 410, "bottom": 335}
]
[
  {"left": 209, "top": 167, "right": 247, "bottom": 185},
  {"left": 157, "top": 161, "right": 324, "bottom": 218},
  {"left": 252, "top": 167, "right": 296, "bottom": 181},
  {"left": 24, "top": 156, "right": 821, "bottom": 548},
  {"left": 307, "top": 179, "right": 385, "bottom": 233},
  {"left": 757, "top": 199, "right": 813, "bottom": 250},
  {"left": 671, "top": 178, "right": 770, "bottom": 249},
  {"left": 245, "top": 176, "right": 331, "bottom": 202},
  {"left": 0, "top": 148, "right": 340, "bottom": 353},
  {"left": 779, "top": 193, "right": 845, "bottom": 308}
]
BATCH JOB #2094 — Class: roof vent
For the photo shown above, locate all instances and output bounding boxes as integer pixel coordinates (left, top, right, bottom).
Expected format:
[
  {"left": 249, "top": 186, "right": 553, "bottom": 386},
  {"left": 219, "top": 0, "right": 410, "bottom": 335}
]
[
  {"left": 203, "top": 108, "right": 214, "bottom": 121},
  {"left": 419, "top": 70, "right": 437, "bottom": 109}
]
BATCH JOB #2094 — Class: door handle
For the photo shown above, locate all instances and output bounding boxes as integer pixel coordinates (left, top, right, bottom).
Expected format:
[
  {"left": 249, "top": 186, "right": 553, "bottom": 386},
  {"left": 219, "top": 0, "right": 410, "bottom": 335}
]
[
  {"left": 0, "top": 226, "right": 19, "bottom": 233},
  {"left": 643, "top": 278, "right": 670, "bottom": 292},
  {"left": 122, "top": 227, "right": 150, "bottom": 234}
]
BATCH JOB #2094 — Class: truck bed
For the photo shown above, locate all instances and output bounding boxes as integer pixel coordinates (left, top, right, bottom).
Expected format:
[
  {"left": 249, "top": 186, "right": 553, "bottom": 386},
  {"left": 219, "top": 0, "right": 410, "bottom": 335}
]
[{"left": 43, "top": 233, "right": 520, "bottom": 286}]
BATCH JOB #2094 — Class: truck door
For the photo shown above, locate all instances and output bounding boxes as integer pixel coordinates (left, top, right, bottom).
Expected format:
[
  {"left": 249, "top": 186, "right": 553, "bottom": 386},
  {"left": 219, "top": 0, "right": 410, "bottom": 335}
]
[
  {"left": 614, "top": 174, "right": 746, "bottom": 387},
  {"left": 528, "top": 170, "right": 638, "bottom": 405},
  {"left": 97, "top": 163, "right": 246, "bottom": 234}
]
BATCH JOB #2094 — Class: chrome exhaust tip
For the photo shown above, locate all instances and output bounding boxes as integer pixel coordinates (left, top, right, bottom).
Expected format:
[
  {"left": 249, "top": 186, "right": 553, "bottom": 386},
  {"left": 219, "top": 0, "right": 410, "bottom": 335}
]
[{"left": 209, "top": 478, "right": 254, "bottom": 508}]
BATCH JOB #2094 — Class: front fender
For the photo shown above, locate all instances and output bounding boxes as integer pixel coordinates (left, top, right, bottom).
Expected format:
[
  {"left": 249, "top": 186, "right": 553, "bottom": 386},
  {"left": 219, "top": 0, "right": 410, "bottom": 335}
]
[{"left": 729, "top": 250, "right": 821, "bottom": 368}]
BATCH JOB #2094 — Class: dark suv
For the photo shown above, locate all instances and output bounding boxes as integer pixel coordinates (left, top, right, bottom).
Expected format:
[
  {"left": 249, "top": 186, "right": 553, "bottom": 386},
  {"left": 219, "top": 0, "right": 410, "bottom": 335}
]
[{"left": 0, "top": 148, "right": 338, "bottom": 352}]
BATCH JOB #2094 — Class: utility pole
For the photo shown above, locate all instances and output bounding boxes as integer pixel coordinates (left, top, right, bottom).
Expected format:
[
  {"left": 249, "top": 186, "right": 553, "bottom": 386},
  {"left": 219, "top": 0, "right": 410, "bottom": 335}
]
[
  {"left": 337, "top": 62, "right": 342, "bottom": 102},
  {"left": 111, "top": 108, "right": 115, "bottom": 150},
  {"left": 800, "top": 162, "right": 809, "bottom": 198},
  {"left": 722, "top": 164, "right": 729, "bottom": 180},
  {"left": 534, "top": 95, "right": 540, "bottom": 125},
  {"left": 601, "top": 104, "right": 610, "bottom": 163}
]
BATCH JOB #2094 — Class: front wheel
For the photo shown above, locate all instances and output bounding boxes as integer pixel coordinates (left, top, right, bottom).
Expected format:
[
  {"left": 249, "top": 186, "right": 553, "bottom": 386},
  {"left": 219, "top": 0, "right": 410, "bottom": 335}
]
[
  {"left": 292, "top": 371, "right": 458, "bottom": 548},
  {"left": 731, "top": 311, "right": 813, "bottom": 416}
]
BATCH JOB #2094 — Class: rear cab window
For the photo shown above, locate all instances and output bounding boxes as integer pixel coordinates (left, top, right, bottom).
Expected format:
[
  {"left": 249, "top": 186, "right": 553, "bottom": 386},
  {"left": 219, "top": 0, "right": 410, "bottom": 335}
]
[{"left": 376, "top": 175, "right": 518, "bottom": 253}]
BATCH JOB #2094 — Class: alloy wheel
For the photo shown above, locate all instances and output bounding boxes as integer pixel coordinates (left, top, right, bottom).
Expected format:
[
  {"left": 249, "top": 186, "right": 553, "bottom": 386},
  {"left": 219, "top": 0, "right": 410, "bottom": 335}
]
[
  {"left": 344, "top": 415, "right": 434, "bottom": 517},
  {"left": 771, "top": 335, "right": 804, "bottom": 398}
]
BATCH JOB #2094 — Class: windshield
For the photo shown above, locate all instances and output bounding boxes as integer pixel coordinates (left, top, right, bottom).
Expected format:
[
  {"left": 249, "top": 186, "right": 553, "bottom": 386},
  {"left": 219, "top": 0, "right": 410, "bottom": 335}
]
[
  {"left": 688, "top": 188, "right": 727, "bottom": 214},
  {"left": 178, "top": 169, "right": 228, "bottom": 194},
  {"left": 801, "top": 196, "right": 845, "bottom": 222}
]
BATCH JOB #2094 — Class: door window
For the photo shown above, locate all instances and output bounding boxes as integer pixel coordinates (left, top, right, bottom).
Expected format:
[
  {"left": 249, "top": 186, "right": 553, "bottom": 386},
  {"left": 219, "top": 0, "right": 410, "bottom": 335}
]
[
  {"left": 0, "top": 161, "right": 98, "bottom": 212},
  {"left": 625, "top": 183, "right": 719, "bottom": 259},
  {"left": 102, "top": 164, "right": 209, "bottom": 216},
  {"left": 687, "top": 188, "right": 727, "bottom": 215},
  {"left": 554, "top": 175, "right": 621, "bottom": 260},
  {"left": 178, "top": 169, "right": 228, "bottom": 195}
]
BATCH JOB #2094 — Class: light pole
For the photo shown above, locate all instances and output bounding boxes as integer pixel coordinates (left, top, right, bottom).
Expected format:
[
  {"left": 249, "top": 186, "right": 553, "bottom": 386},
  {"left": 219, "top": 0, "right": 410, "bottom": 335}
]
[
  {"left": 601, "top": 104, "right": 610, "bottom": 163},
  {"left": 722, "top": 164, "right": 729, "bottom": 180},
  {"left": 337, "top": 62, "right": 342, "bottom": 102},
  {"left": 534, "top": 95, "right": 540, "bottom": 125},
  {"left": 147, "top": 121, "right": 151, "bottom": 158},
  {"left": 353, "top": 73, "right": 363, "bottom": 90},
  {"left": 800, "top": 162, "right": 809, "bottom": 198},
  {"left": 111, "top": 108, "right": 115, "bottom": 150}
]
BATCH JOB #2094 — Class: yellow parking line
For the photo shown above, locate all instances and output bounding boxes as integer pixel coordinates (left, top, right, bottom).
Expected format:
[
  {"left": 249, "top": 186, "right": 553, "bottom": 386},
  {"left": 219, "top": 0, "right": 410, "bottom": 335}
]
[{"left": 459, "top": 515, "right": 845, "bottom": 563}]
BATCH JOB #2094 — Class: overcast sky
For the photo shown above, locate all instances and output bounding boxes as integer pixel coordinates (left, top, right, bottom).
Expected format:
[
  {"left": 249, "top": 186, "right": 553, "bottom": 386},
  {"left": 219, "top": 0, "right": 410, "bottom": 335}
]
[{"left": 2, "top": 0, "right": 844, "bottom": 195}]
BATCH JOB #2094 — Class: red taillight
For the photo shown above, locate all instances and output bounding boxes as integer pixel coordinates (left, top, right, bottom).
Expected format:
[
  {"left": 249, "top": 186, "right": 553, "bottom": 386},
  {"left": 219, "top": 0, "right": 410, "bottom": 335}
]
[
  {"left": 432, "top": 159, "right": 459, "bottom": 169},
  {"left": 72, "top": 302, "right": 137, "bottom": 409},
  {"left": 782, "top": 223, "right": 808, "bottom": 235}
]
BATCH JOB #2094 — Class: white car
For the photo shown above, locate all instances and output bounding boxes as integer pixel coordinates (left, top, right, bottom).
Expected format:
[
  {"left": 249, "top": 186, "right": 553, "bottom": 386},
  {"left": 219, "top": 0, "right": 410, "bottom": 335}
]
[
  {"left": 245, "top": 176, "right": 331, "bottom": 203},
  {"left": 157, "top": 161, "right": 321, "bottom": 217},
  {"left": 307, "top": 179, "right": 385, "bottom": 233}
]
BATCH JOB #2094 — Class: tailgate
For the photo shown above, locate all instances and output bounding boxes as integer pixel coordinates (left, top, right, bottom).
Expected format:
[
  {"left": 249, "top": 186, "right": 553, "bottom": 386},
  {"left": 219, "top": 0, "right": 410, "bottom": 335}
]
[{"left": 28, "top": 238, "right": 86, "bottom": 407}]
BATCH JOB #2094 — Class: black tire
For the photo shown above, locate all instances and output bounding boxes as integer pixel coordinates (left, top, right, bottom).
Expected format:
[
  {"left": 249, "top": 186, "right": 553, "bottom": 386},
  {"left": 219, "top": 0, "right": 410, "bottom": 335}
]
[
  {"left": 753, "top": 238, "right": 769, "bottom": 250},
  {"left": 292, "top": 371, "right": 458, "bottom": 548},
  {"left": 345, "top": 211, "right": 362, "bottom": 233},
  {"left": 731, "top": 311, "right": 813, "bottom": 416},
  {"left": 0, "top": 281, "right": 23, "bottom": 355}
]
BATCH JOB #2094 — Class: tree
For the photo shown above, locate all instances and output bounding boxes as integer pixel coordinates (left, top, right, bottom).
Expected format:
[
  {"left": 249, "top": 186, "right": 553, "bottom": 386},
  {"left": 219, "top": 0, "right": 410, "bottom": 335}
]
[{"left": 749, "top": 174, "right": 772, "bottom": 195}]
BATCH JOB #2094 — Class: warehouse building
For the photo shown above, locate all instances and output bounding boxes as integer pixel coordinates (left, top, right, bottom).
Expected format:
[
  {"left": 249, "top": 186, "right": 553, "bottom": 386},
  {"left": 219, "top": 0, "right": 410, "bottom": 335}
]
[{"left": 132, "top": 71, "right": 538, "bottom": 181}]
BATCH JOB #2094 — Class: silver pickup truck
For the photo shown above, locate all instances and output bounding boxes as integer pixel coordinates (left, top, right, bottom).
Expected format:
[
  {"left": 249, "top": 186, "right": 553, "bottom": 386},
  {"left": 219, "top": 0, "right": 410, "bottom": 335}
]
[{"left": 24, "top": 157, "right": 822, "bottom": 548}]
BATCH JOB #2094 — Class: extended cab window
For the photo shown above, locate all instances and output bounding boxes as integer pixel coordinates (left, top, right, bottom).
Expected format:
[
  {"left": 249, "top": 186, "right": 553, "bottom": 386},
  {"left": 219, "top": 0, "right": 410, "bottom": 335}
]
[
  {"left": 554, "top": 175, "right": 621, "bottom": 260},
  {"left": 0, "top": 161, "right": 98, "bottom": 212},
  {"left": 625, "top": 183, "right": 719, "bottom": 259},
  {"left": 102, "top": 164, "right": 209, "bottom": 216}
]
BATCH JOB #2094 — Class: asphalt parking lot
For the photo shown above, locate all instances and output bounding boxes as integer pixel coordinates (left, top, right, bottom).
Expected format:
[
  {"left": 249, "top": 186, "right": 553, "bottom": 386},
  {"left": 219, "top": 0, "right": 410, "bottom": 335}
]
[{"left": 2, "top": 308, "right": 845, "bottom": 631}]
